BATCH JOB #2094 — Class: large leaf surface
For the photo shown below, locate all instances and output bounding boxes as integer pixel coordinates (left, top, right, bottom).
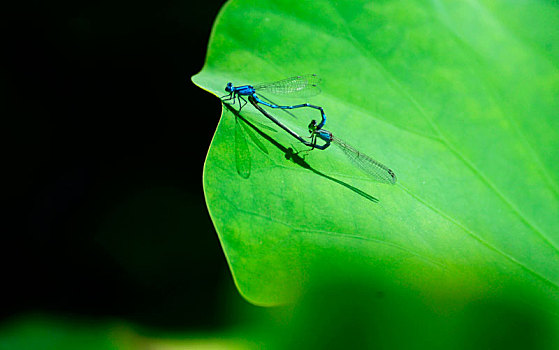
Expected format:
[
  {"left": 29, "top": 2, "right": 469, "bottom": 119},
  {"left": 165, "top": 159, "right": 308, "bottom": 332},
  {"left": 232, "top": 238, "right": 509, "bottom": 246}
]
[{"left": 192, "top": 0, "right": 559, "bottom": 305}]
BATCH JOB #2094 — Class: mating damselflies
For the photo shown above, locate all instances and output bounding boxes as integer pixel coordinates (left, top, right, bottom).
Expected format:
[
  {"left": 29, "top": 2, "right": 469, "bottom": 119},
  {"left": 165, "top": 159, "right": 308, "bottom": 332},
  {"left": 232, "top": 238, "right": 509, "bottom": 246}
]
[
  {"left": 221, "top": 74, "right": 326, "bottom": 130},
  {"left": 249, "top": 96, "right": 396, "bottom": 184}
]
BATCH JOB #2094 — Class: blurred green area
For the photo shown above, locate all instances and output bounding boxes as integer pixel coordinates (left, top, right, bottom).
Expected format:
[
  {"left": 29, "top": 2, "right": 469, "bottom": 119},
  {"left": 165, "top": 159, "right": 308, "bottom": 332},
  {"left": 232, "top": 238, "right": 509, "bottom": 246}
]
[
  {"left": 2, "top": 266, "right": 557, "bottom": 349},
  {"left": 266, "top": 266, "right": 559, "bottom": 350},
  {"left": 0, "top": 315, "right": 255, "bottom": 350},
  {"left": 0, "top": 316, "right": 136, "bottom": 350}
]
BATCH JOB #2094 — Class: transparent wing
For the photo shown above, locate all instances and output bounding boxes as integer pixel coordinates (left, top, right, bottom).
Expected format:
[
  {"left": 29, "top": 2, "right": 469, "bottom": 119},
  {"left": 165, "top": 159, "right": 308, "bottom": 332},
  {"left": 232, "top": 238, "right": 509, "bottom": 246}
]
[
  {"left": 333, "top": 137, "right": 396, "bottom": 184},
  {"left": 253, "top": 74, "right": 321, "bottom": 97}
]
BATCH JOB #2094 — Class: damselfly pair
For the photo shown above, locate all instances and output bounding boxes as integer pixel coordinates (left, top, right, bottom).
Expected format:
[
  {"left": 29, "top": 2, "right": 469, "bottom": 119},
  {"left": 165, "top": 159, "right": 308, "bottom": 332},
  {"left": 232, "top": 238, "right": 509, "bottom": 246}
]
[{"left": 221, "top": 75, "right": 396, "bottom": 184}]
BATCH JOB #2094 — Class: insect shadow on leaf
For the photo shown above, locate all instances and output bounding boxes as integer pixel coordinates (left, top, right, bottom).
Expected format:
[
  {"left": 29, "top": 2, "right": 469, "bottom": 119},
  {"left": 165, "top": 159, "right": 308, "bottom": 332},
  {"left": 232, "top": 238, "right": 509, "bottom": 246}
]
[{"left": 222, "top": 102, "right": 379, "bottom": 203}]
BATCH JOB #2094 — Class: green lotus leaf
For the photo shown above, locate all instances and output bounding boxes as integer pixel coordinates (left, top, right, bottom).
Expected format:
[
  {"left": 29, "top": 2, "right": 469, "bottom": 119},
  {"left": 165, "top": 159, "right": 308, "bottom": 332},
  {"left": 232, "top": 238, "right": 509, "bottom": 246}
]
[{"left": 192, "top": 0, "right": 559, "bottom": 306}]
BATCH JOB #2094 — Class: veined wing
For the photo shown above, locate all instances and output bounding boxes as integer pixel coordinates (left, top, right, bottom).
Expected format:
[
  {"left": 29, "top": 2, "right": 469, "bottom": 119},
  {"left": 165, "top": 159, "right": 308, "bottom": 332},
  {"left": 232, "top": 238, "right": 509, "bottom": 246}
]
[
  {"left": 332, "top": 136, "right": 397, "bottom": 184},
  {"left": 253, "top": 74, "right": 321, "bottom": 97}
]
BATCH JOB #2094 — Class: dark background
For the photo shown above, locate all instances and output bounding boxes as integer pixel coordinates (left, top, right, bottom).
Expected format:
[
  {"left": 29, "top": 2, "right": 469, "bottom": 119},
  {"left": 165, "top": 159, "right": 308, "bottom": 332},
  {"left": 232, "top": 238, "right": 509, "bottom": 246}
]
[{"left": 3, "top": 0, "right": 232, "bottom": 330}]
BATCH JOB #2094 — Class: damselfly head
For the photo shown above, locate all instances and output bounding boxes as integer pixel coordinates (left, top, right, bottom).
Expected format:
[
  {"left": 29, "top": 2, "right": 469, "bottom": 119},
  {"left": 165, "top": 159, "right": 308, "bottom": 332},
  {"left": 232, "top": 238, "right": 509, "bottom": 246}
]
[
  {"left": 225, "top": 82, "right": 233, "bottom": 92},
  {"left": 308, "top": 120, "right": 318, "bottom": 133}
]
